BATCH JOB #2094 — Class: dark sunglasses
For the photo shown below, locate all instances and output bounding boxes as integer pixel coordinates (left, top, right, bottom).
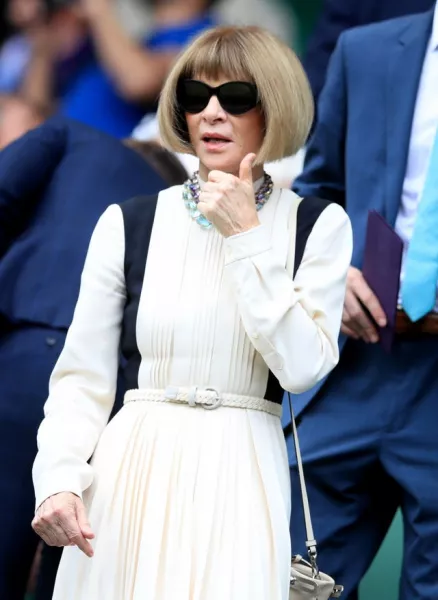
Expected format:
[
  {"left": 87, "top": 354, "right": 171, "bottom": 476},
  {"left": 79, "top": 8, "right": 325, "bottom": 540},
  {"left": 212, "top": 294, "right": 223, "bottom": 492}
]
[{"left": 177, "top": 79, "right": 259, "bottom": 116}]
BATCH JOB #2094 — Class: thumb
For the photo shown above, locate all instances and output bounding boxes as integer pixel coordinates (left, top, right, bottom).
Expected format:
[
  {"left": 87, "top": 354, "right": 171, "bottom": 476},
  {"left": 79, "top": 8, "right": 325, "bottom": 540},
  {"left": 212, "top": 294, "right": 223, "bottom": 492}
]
[
  {"left": 239, "top": 153, "right": 256, "bottom": 184},
  {"left": 75, "top": 498, "right": 95, "bottom": 539}
]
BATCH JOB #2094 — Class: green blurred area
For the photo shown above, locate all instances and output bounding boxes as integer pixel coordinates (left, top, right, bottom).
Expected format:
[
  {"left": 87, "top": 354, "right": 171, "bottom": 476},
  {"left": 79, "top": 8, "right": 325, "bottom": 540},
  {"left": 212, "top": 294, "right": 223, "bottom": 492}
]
[{"left": 281, "top": 0, "right": 324, "bottom": 53}]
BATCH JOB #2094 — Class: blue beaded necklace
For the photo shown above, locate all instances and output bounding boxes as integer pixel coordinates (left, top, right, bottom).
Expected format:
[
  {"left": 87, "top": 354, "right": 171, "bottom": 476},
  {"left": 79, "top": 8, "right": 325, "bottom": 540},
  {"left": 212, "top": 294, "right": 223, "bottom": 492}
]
[{"left": 183, "top": 171, "right": 274, "bottom": 230}]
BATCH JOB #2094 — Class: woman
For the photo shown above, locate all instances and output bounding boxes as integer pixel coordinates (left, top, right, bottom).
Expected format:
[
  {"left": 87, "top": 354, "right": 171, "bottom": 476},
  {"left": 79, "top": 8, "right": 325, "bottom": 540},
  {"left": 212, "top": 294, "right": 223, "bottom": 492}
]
[{"left": 32, "top": 25, "right": 352, "bottom": 600}]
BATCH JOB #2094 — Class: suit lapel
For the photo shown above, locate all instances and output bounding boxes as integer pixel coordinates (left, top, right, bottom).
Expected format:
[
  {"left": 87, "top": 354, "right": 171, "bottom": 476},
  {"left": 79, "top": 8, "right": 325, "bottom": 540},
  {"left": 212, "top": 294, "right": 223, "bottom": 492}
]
[{"left": 385, "top": 11, "right": 433, "bottom": 226}]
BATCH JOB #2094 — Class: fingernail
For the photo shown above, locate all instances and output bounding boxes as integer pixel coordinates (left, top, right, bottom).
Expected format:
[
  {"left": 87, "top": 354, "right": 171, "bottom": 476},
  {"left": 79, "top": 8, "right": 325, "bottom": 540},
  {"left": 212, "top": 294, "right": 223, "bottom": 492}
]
[{"left": 378, "top": 319, "right": 386, "bottom": 327}]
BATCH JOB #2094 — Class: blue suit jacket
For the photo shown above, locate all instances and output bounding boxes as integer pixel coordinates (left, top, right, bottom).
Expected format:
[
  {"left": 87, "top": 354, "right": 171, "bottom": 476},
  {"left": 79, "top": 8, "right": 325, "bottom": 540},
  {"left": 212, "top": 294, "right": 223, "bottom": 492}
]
[
  {"left": 0, "top": 116, "right": 167, "bottom": 330},
  {"left": 304, "top": 0, "right": 435, "bottom": 105},
  {"left": 289, "top": 9, "right": 433, "bottom": 418}
]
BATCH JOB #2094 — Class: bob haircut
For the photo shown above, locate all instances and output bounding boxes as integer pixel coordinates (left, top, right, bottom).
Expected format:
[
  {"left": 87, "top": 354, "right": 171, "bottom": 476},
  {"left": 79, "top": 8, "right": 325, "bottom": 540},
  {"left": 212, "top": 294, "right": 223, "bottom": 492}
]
[{"left": 158, "top": 26, "right": 314, "bottom": 163}]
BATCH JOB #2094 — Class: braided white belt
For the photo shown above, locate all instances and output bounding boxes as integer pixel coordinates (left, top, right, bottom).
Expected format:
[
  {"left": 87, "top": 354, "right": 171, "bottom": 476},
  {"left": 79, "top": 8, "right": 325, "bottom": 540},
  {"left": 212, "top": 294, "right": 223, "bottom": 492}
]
[{"left": 124, "top": 386, "right": 282, "bottom": 418}]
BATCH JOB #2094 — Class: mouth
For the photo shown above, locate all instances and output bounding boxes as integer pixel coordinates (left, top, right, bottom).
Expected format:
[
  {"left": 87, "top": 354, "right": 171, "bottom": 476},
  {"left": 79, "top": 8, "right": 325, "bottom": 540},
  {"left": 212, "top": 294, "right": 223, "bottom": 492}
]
[{"left": 201, "top": 133, "right": 232, "bottom": 146}]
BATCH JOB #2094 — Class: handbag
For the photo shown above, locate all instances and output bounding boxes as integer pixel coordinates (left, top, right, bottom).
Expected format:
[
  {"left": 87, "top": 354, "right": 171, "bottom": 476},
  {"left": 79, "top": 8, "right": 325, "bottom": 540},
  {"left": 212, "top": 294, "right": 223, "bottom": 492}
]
[{"left": 287, "top": 391, "right": 344, "bottom": 600}]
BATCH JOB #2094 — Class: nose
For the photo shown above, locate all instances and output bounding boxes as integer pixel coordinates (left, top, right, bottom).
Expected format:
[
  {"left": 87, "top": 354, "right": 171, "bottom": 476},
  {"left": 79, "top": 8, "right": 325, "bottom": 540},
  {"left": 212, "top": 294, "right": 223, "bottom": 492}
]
[{"left": 202, "top": 95, "right": 226, "bottom": 121}]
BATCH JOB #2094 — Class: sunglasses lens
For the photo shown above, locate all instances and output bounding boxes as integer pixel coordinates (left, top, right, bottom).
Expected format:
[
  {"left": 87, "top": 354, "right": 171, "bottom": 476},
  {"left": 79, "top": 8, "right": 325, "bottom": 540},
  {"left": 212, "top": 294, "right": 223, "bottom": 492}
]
[
  {"left": 177, "top": 80, "right": 259, "bottom": 115},
  {"left": 218, "top": 82, "right": 258, "bottom": 115},
  {"left": 177, "top": 80, "right": 211, "bottom": 114}
]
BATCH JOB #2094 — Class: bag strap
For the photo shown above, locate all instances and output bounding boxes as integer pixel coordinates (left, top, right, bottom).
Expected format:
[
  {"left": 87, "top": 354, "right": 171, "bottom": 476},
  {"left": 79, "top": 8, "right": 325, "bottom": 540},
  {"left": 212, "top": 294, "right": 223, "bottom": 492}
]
[
  {"left": 285, "top": 194, "right": 319, "bottom": 574},
  {"left": 287, "top": 392, "right": 318, "bottom": 573}
]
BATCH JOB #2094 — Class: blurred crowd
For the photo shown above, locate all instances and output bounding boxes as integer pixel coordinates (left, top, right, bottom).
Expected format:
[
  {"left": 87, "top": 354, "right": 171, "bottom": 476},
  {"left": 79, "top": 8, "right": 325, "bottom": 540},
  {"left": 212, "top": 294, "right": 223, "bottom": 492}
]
[
  {"left": 0, "top": 0, "right": 437, "bottom": 599},
  {"left": 0, "top": 0, "right": 296, "bottom": 148}
]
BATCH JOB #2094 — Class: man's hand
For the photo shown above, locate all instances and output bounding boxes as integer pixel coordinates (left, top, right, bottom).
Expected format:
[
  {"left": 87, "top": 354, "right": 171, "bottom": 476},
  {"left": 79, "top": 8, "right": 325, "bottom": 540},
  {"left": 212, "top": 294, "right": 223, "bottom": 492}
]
[
  {"left": 341, "top": 267, "right": 387, "bottom": 343},
  {"left": 32, "top": 492, "right": 95, "bottom": 558}
]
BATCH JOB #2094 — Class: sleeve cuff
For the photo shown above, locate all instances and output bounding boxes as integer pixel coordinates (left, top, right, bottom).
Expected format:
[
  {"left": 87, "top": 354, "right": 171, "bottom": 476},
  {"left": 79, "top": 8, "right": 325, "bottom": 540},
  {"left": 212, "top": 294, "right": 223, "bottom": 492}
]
[
  {"left": 223, "top": 224, "right": 272, "bottom": 265},
  {"left": 34, "top": 473, "right": 85, "bottom": 512}
]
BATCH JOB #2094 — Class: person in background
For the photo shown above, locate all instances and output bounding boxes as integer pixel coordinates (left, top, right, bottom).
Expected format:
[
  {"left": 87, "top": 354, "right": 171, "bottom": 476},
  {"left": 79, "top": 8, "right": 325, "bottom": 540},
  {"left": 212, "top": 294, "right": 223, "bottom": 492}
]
[
  {"left": 21, "top": 0, "right": 218, "bottom": 137},
  {"left": 0, "top": 0, "right": 45, "bottom": 92},
  {"left": 290, "top": 4, "right": 438, "bottom": 599},
  {"left": 304, "top": 0, "right": 435, "bottom": 108},
  {"left": 0, "top": 114, "right": 169, "bottom": 600}
]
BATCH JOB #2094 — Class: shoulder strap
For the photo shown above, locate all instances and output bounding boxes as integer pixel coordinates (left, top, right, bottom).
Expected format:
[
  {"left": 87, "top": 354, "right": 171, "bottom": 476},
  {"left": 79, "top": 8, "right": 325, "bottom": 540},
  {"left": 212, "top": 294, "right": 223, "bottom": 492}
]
[
  {"left": 119, "top": 193, "right": 158, "bottom": 388},
  {"left": 293, "top": 195, "right": 332, "bottom": 278},
  {"left": 286, "top": 195, "right": 333, "bottom": 574}
]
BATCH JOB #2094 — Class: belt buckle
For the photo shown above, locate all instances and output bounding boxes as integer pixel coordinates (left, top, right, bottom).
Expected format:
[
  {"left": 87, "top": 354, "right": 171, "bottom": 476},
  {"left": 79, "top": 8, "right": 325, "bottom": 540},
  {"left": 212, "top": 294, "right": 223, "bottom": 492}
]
[{"left": 202, "top": 387, "right": 223, "bottom": 410}]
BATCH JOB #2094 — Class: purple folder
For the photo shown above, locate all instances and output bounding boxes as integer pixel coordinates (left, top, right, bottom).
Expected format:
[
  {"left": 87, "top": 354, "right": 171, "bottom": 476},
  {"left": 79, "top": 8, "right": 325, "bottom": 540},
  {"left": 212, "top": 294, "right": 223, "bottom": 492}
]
[{"left": 362, "top": 210, "right": 404, "bottom": 352}]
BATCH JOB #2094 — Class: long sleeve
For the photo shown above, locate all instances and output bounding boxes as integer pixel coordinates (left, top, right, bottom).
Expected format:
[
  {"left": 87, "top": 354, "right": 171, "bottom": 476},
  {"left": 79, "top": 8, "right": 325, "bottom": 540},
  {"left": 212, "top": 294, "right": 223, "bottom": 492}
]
[
  {"left": 293, "top": 32, "right": 348, "bottom": 208},
  {"left": 223, "top": 203, "right": 352, "bottom": 394},
  {"left": 32, "top": 204, "right": 126, "bottom": 510}
]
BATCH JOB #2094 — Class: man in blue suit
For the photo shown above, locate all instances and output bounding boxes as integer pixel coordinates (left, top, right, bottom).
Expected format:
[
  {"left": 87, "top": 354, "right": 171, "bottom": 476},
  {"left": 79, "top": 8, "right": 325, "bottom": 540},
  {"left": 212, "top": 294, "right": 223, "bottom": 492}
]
[
  {"left": 0, "top": 115, "right": 168, "bottom": 600},
  {"left": 304, "top": 0, "right": 435, "bottom": 106},
  {"left": 290, "top": 4, "right": 438, "bottom": 599}
]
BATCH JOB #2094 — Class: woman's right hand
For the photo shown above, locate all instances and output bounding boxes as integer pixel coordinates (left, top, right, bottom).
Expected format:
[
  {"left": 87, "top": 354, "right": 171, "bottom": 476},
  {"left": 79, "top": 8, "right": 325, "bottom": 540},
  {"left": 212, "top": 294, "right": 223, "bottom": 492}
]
[{"left": 32, "top": 492, "right": 95, "bottom": 557}]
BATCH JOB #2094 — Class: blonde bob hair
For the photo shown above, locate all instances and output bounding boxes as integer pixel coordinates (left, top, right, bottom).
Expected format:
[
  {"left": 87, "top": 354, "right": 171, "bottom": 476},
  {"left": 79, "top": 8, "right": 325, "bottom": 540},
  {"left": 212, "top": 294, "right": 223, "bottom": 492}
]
[{"left": 158, "top": 26, "right": 314, "bottom": 164}]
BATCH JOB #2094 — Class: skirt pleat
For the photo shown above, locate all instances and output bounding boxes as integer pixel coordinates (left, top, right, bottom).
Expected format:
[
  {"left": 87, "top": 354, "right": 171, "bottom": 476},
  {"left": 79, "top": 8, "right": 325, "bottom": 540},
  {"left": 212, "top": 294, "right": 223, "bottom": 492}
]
[{"left": 52, "top": 401, "right": 291, "bottom": 600}]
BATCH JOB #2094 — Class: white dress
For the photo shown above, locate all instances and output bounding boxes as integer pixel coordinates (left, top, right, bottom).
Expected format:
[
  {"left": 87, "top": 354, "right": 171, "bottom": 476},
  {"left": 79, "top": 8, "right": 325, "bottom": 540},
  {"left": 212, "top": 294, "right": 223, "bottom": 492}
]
[{"left": 32, "top": 185, "right": 352, "bottom": 600}]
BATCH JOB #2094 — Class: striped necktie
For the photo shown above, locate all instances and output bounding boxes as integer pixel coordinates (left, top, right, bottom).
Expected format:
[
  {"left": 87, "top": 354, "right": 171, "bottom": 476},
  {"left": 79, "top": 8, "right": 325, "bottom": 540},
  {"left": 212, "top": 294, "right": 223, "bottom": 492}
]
[{"left": 401, "top": 125, "right": 438, "bottom": 321}]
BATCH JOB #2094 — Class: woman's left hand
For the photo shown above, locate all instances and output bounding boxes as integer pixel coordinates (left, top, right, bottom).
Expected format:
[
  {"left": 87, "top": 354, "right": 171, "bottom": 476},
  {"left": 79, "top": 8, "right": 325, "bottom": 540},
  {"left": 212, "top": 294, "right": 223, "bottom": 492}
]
[{"left": 197, "top": 153, "right": 261, "bottom": 238}]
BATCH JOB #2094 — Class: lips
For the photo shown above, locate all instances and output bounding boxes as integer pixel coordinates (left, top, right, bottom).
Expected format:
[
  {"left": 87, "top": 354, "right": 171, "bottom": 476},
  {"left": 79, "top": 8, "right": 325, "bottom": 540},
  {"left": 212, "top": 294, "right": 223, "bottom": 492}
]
[{"left": 201, "top": 133, "right": 232, "bottom": 143}]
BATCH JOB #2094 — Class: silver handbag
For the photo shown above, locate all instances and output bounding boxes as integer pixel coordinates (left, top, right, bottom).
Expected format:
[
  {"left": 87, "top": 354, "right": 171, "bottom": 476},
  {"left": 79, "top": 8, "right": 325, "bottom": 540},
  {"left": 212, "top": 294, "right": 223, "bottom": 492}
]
[{"left": 288, "top": 392, "right": 344, "bottom": 600}]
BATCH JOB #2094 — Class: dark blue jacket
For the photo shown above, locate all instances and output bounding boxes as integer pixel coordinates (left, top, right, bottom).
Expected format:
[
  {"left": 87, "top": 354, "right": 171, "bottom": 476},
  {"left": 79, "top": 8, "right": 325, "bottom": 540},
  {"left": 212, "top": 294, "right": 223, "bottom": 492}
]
[
  {"left": 304, "top": 0, "right": 435, "bottom": 105},
  {"left": 0, "top": 116, "right": 167, "bottom": 330}
]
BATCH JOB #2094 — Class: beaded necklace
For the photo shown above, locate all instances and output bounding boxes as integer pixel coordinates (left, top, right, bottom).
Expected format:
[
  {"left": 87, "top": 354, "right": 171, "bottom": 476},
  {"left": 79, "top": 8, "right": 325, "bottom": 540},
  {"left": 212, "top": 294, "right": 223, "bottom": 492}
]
[{"left": 182, "top": 171, "right": 274, "bottom": 230}]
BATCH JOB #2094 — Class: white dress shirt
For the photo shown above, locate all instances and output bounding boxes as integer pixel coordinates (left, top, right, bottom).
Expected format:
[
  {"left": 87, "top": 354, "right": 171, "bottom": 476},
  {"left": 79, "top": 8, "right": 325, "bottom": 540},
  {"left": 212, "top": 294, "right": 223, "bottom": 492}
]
[{"left": 396, "top": 2, "right": 438, "bottom": 308}]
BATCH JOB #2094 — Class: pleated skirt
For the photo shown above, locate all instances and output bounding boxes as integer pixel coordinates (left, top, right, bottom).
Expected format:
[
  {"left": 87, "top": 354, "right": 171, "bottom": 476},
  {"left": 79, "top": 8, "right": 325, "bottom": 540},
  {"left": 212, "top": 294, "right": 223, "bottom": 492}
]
[{"left": 52, "top": 399, "right": 292, "bottom": 600}]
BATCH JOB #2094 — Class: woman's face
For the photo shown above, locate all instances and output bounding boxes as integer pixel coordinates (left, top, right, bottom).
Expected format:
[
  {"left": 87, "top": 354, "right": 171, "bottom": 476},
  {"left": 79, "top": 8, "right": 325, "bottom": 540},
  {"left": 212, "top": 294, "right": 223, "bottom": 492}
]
[{"left": 185, "top": 75, "right": 265, "bottom": 181}]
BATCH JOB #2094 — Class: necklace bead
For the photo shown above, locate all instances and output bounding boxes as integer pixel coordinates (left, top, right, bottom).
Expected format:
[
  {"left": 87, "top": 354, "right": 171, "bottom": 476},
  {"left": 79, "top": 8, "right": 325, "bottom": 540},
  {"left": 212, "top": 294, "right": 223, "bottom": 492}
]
[{"left": 182, "top": 171, "right": 274, "bottom": 229}]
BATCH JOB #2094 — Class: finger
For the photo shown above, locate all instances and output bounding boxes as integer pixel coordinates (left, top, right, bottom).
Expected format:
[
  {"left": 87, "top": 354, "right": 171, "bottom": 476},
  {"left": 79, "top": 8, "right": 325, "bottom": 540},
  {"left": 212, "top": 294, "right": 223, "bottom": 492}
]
[
  {"left": 32, "top": 517, "right": 70, "bottom": 547},
  {"left": 196, "top": 201, "right": 210, "bottom": 218},
  {"left": 342, "top": 306, "right": 362, "bottom": 339},
  {"left": 341, "top": 308, "right": 360, "bottom": 340},
  {"left": 352, "top": 274, "right": 387, "bottom": 327},
  {"left": 344, "top": 293, "right": 379, "bottom": 343},
  {"left": 239, "top": 153, "right": 256, "bottom": 184},
  {"left": 65, "top": 527, "right": 94, "bottom": 558},
  {"left": 198, "top": 191, "right": 217, "bottom": 204},
  {"left": 201, "top": 181, "right": 220, "bottom": 194},
  {"left": 75, "top": 499, "right": 95, "bottom": 540},
  {"left": 207, "top": 169, "right": 229, "bottom": 183},
  {"left": 340, "top": 323, "right": 360, "bottom": 340}
]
